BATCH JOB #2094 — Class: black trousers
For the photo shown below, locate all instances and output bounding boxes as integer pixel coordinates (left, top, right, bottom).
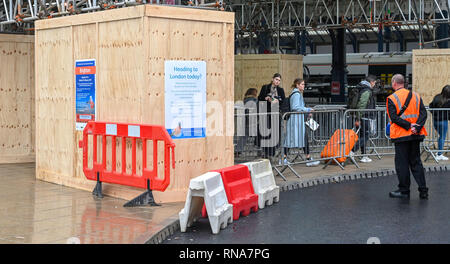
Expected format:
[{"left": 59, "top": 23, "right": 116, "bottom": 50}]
[
  {"left": 394, "top": 140, "right": 428, "bottom": 193},
  {"left": 258, "top": 112, "right": 281, "bottom": 158},
  {"left": 353, "top": 119, "right": 370, "bottom": 155}
]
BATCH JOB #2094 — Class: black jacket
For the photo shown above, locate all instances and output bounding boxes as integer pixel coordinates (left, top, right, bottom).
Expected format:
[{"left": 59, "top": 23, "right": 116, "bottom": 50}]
[
  {"left": 257, "top": 84, "right": 286, "bottom": 113},
  {"left": 429, "top": 95, "right": 450, "bottom": 121},
  {"left": 387, "top": 89, "right": 427, "bottom": 143}
]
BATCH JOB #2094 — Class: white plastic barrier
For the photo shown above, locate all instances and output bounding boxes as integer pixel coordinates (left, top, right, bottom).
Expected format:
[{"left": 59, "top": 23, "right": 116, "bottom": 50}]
[
  {"left": 243, "top": 159, "right": 280, "bottom": 209},
  {"left": 179, "top": 172, "right": 233, "bottom": 234}
]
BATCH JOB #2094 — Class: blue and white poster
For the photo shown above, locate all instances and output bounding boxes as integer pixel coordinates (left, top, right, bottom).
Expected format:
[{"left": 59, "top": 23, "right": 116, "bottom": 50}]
[
  {"left": 75, "top": 59, "right": 96, "bottom": 131},
  {"left": 165, "top": 61, "right": 206, "bottom": 139}
]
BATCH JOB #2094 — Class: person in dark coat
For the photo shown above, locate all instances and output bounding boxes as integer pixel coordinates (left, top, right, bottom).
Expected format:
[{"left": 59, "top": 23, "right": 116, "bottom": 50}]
[
  {"left": 235, "top": 88, "right": 258, "bottom": 153},
  {"left": 429, "top": 85, "right": 450, "bottom": 160},
  {"left": 257, "top": 73, "right": 286, "bottom": 159}
]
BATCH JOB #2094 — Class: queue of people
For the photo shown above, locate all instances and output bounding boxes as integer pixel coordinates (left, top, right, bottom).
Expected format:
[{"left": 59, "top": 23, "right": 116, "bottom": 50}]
[
  {"left": 241, "top": 73, "right": 319, "bottom": 166},
  {"left": 237, "top": 72, "right": 450, "bottom": 199}
]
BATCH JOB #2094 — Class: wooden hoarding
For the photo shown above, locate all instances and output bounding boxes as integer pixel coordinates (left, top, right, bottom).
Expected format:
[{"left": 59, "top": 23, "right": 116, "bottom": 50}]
[
  {"left": 234, "top": 54, "right": 303, "bottom": 101},
  {"left": 0, "top": 34, "right": 35, "bottom": 164},
  {"left": 35, "top": 5, "right": 234, "bottom": 203},
  {"left": 413, "top": 49, "right": 450, "bottom": 105}
]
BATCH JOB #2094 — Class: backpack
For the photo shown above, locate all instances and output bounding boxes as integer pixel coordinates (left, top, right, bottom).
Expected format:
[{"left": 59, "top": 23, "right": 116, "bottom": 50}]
[
  {"left": 347, "top": 86, "right": 361, "bottom": 109},
  {"left": 281, "top": 91, "right": 300, "bottom": 120}
]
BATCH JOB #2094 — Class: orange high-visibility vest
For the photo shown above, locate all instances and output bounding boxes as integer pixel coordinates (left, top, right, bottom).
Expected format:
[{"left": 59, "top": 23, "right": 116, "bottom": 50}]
[{"left": 387, "top": 88, "right": 427, "bottom": 140}]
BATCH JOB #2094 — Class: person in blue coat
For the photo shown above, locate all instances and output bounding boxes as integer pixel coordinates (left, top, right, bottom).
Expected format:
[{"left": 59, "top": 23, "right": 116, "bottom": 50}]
[{"left": 283, "top": 78, "right": 319, "bottom": 166}]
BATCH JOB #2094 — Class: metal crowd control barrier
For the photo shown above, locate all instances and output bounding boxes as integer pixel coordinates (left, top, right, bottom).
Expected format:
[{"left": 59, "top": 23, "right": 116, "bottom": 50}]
[
  {"left": 78, "top": 121, "right": 176, "bottom": 207},
  {"left": 343, "top": 108, "right": 395, "bottom": 166},
  {"left": 234, "top": 105, "right": 261, "bottom": 162},
  {"left": 276, "top": 109, "right": 349, "bottom": 180},
  {"left": 234, "top": 105, "right": 281, "bottom": 163},
  {"left": 234, "top": 108, "right": 357, "bottom": 180},
  {"left": 423, "top": 108, "right": 450, "bottom": 163},
  {"left": 233, "top": 105, "right": 450, "bottom": 180}
]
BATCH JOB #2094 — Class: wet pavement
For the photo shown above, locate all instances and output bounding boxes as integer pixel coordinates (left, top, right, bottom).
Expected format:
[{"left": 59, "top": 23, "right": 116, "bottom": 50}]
[
  {"left": 0, "top": 163, "right": 184, "bottom": 244},
  {"left": 1, "top": 156, "right": 449, "bottom": 244},
  {"left": 164, "top": 171, "right": 450, "bottom": 244}
]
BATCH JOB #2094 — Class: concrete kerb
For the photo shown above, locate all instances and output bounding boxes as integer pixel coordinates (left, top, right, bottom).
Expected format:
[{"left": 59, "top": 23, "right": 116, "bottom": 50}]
[
  {"left": 146, "top": 163, "right": 450, "bottom": 244},
  {"left": 145, "top": 218, "right": 180, "bottom": 244}
]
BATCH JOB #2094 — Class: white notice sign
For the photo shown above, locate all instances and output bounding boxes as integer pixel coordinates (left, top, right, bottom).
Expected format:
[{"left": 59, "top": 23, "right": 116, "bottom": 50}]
[{"left": 165, "top": 61, "right": 206, "bottom": 139}]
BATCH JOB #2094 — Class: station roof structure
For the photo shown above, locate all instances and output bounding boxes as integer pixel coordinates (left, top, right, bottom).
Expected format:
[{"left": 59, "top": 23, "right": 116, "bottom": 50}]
[{"left": 1, "top": 0, "right": 449, "bottom": 47}]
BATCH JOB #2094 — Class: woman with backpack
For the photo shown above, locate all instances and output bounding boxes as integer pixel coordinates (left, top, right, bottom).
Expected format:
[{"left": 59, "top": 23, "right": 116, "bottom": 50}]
[
  {"left": 429, "top": 85, "right": 450, "bottom": 161},
  {"left": 283, "top": 78, "right": 319, "bottom": 167}
]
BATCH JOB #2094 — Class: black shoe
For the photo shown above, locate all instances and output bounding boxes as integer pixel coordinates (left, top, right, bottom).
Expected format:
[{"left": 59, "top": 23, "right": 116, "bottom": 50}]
[
  {"left": 419, "top": 187, "right": 429, "bottom": 200},
  {"left": 389, "top": 190, "right": 410, "bottom": 199},
  {"left": 419, "top": 192, "right": 429, "bottom": 199}
]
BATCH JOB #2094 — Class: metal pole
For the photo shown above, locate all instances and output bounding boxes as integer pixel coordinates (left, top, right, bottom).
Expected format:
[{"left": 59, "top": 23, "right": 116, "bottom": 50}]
[
  {"left": 423, "top": 36, "right": 450, "bottom": 45},
  {"left": 9, "top": 0, "right": 12, "bottom": 22},
  {"left": 3, "top": 0, "right": 10, "bottom": 21},
  {"left": 409, "top": 0, "right": 411, "bottom": 21},
  {"left": 337, "top": 0, "right": 339, "bottom": 24},
  {"left": 277, "top": 0, "right": 280, "bottom": 53},
  {"left": 249, "top": 32, "right": 252, "bottom": 53},
  {"left": 241, "top": 3, "right": 244, "bottom": 29},
  {"left": 304, "top": 0, "right": 306, "bottom": 27}
]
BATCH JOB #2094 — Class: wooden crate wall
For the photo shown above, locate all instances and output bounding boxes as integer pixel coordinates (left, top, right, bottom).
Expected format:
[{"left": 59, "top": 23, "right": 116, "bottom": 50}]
[
  {"left": 234, "top": 54, "right": 303, "bottom": 101},
  {"left": 0, "top": 34, "right": 35, "bottom": 164},
  {"left": 35, "top": 5, "right": 234, "bottom": 203},
  {"left": 413, "top": 49, "right": 450, "bottom": 106}
]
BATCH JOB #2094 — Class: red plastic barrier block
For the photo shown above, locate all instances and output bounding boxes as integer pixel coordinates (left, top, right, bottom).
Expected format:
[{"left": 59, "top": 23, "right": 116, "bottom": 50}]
[
  {"left": 215, "top": 165, "right": 258, "bottom": 220},
  {"left": 202, "top": 204, "right": 208, "bottom": 218}
]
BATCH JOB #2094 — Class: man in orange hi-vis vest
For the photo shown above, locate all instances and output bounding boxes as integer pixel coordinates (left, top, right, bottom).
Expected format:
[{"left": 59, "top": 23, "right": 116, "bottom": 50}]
[{"left": 386, "top": 74, "right": 428, "bottom": 199}]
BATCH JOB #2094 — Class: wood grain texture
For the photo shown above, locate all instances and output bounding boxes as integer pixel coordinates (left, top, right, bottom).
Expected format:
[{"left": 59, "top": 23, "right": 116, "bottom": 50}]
[
  {"left": 413, "top": 49, "right": 450, "bottom": 106},
  {"left": 0, "top": 34, "right": 35, "bottom": 164},
  {"left": 35, "top": 27, "right": 74, "bottom": 178},
  {"left": 234, "top": 54, "right": 303, "bottom": 101}
]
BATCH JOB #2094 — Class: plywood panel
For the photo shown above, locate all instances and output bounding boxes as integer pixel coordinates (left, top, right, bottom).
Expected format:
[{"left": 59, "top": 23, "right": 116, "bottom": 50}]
[
  {"left": 145, "top": 4, "right": 234, "bottom": 24},
  {"left": 35, "top": 27, "right": 74, "bottom": 178},
  {"left": 0, "top": 34, "right": 34, "bottom": 163},
  {"left": 281, "top": 56, "right": 303, "bottom": 88},
  {"left": 413, "top": 49, "right": 450, "bottom": 106},
  {"left": 30, "top": 40, "right": 35, "bottom": 156},
  {"left": 98, "top": 18, "right": 144, "bottom": 123},
  {"left": 234, "top": 54, "right": 303, "bottom": 101},
  {"left": 224, "top": 23, "right": 235, "bottom": 167},
  {"left": 73, "top": 23, "right": 98, "bottom": 181},
  {"left": 239, "top": 58, "right": 278, "bottom": 101},
  {"left": 35, "top": 5, "right": 146, "bottom": 30},
  {"left": 143, "top": 17, "right": 170, "bottom": 201}
]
